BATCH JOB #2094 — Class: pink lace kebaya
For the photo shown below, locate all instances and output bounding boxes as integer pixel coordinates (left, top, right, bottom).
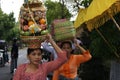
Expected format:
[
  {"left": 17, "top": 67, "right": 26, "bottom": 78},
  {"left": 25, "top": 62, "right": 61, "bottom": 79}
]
[{"left": 13, "top": 51, "right": 67, "bottom": 80}]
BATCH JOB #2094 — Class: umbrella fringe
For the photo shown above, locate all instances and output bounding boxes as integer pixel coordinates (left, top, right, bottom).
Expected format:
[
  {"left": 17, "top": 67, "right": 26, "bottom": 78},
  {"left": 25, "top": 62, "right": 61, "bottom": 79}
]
[{"left": 86, "top": 1, "right": 120, "bottom": 31}]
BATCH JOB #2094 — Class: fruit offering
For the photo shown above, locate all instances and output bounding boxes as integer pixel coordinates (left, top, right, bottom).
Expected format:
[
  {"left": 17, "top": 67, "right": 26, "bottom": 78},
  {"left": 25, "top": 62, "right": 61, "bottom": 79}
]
[{"left": 19, "top": 0, "right": 48, "bottom": 37}]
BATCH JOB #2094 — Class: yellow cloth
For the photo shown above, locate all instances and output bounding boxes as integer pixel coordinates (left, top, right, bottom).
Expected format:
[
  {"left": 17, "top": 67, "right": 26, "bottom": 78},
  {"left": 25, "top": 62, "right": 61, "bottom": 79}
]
[
  {"left": 74, "top": 8, "right": 87, "bottom": 29},
  {"left": 74, "top": 0, "right": 118, "bottom": 29}
]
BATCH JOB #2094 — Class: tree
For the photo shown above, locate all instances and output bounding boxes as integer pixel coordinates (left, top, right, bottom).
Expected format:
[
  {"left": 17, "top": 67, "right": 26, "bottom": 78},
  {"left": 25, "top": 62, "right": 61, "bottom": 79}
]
[
  {"left": 44, "top": 0, "right": 72, "bottom": 25},
  {"left": 7, "top": 22, "right": 20, "bottom": 41},
  {"left": 0, "top": 9, "right": 16, "bottom": 41},
  {"left": 80, "top": 0, "right": 92, "bottom": 8}
]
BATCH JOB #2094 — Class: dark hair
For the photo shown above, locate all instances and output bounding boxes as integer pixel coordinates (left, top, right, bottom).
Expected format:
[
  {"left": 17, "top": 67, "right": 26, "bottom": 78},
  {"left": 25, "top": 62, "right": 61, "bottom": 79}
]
[
  {"left": 60, "top": 41, "right": 72, "bottom": 48},
  {"left": 13, "top": 38, "right": 17, "bottom": 43},
  {"left": 27, "top": 48, "right": 43, "bottom": 55}
]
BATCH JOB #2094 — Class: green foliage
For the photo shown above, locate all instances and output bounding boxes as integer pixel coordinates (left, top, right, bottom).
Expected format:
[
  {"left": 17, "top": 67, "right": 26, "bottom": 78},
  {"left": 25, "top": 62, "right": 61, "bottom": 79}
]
[
  {"left": 7, "top": 22, "right": 20, "bottom": 41},
  {"left": 89, "top": 13, "right": 120, "bottom": 60},
  {"left": 0, "top": 9, "right": 16, "bottom": 41},
  {"left": 81, "top": 14, "right": 120, "bottom": 79},
  {"left": 81, "top": 0, "right": 93, "bottom": 8},
  {"left": 80, "top": 57, "right": 109, "bottom": 80},
  {"left": 45, "top": 0, "right": 72, "bottom": 25}
]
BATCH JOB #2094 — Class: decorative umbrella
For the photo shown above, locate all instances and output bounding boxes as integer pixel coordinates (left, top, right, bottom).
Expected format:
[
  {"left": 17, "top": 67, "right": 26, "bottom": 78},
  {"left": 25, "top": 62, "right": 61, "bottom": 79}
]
[
  {"left": 74, "top": 0, "right": 120, "bottom": 31},
  {"left": 74, "top": 8, "right": 87, "bottom": 29},
  {"left": 74, "top": 0, "right": 120, "bottom": 58}
]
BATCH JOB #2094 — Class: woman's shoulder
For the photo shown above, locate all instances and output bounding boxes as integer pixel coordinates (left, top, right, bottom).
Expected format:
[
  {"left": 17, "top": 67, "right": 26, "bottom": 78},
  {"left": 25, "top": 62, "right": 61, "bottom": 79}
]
[
  {"left": 17, "top": 63, "right": 28, "bottom": 69},
  {"left": 71, "top": 54, "right": 82, "bottom": 59}
]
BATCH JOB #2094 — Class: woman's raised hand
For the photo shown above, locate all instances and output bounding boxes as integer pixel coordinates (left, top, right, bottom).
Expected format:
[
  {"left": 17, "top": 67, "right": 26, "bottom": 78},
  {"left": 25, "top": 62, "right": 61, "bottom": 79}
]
[
  {"left": 73, "top": 38, "right": 79, "bottom": 47},
  {"left": 46, "top": 33, "right": 53, "bottom": 42}
]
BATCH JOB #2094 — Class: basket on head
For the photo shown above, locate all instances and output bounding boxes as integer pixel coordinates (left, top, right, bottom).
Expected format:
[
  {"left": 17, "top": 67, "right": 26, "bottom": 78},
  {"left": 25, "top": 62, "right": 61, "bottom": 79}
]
[
  {"left": 27, "top": 38, "right": 41, "bottom": 49},
  {"left": 52, "top": 19, "right": 76, "bottom": 41},
  {"left": 20, "top": 35, "right": 46, "bottom": 49}
]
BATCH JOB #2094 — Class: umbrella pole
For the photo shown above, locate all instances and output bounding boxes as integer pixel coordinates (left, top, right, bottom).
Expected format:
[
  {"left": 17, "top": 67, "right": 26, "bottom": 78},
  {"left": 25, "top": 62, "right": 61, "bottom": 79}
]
[
  {"left": 95, "top": 28, "right": 120, "bottom": 58},
  {"left": 109, "top": 13, "right": 120, "bottom": 31}
]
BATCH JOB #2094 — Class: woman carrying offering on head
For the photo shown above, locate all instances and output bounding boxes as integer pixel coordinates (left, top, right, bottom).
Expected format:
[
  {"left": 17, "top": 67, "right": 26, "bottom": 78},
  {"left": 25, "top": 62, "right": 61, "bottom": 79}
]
[
  {"left": 52, "top": 39, "right": 92, "bottom": 80},
  {"left": 13, "top": 33, "right": 67, "bottom": 80}
]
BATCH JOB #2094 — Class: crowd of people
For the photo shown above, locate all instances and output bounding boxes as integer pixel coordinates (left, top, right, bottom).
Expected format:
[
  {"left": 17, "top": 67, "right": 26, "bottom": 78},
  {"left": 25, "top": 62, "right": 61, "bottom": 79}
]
[{"left": 9, "top": 33, "right": 92, "bottom": 80}]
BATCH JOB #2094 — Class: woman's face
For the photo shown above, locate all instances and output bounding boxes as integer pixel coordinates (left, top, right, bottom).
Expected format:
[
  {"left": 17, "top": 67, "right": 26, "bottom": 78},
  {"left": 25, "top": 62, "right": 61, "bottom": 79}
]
[
  {"left": 27, "top": 49, "right": 42, "bottom": 65},
  {"left": 61, "top": 43, "right": 72, "bottom": 54}
]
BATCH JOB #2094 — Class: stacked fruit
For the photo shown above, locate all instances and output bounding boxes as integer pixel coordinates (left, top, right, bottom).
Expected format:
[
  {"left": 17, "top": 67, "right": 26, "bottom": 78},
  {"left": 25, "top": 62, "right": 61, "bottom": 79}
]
[{"left": 19, "top": 0, "right": 49, "bottom": 37}]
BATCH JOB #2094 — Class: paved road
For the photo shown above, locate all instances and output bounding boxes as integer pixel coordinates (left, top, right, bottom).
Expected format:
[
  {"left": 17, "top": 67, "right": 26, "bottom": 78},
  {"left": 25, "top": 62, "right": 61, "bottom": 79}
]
[{"left": 0, "top": 47, "right": 28, "bottom": 80}]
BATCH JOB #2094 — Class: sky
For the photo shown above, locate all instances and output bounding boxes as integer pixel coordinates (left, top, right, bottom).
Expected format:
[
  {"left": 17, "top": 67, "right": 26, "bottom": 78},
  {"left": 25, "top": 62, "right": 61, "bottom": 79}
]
[
  {"left": 1, "top": 0, "right": 24, "bottom": 21},
  {"left": 1, "top": 0, "right": 77, "bottom": 21}
]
